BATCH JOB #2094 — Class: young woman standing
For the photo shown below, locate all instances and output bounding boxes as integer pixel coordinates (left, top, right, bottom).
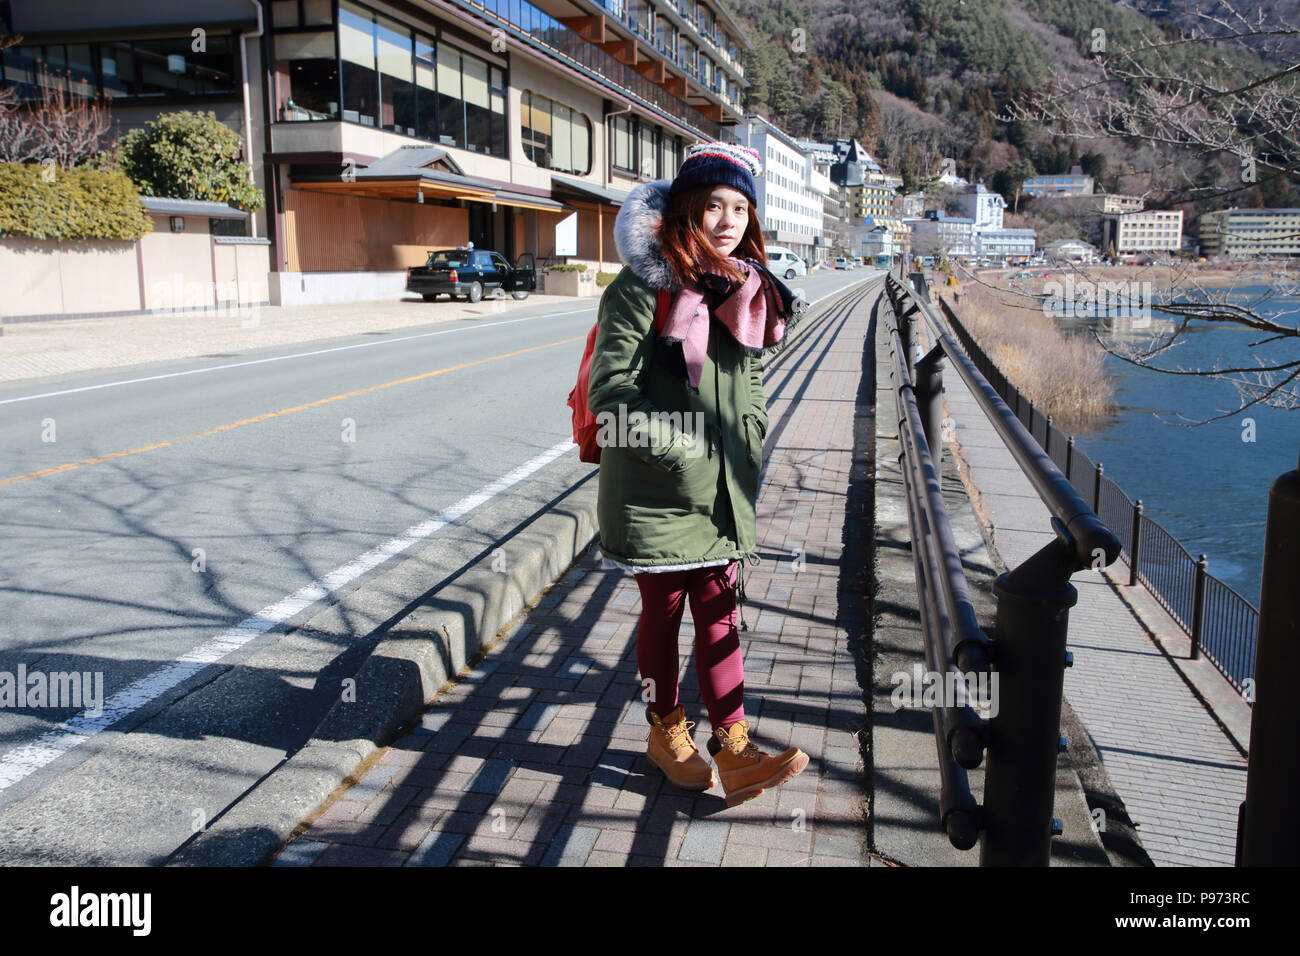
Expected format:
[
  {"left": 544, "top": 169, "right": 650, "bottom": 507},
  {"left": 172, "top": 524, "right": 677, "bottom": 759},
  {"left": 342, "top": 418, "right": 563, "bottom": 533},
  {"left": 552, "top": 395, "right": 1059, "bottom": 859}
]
[{"left": 587, "top": 143, "right": 810, "bottom": 807}]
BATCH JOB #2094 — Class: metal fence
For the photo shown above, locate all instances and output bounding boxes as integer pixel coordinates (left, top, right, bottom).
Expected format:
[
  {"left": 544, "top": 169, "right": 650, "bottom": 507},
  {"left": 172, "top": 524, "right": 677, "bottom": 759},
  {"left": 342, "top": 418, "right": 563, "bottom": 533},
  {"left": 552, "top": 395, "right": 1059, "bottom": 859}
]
[
  {"left": 885, "top": 274, "right": 1125, "bottom": 864},
  {"left": 937, "top": 297, "right": 1259, "bottom": 696}
]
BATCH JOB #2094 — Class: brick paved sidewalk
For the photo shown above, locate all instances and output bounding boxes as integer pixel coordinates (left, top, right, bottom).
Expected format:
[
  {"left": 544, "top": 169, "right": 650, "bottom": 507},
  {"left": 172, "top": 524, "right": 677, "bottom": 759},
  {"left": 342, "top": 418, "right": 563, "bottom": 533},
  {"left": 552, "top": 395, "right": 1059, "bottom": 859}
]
[{"left": 270, "top": 289, "right": 879, "bottom": 867}]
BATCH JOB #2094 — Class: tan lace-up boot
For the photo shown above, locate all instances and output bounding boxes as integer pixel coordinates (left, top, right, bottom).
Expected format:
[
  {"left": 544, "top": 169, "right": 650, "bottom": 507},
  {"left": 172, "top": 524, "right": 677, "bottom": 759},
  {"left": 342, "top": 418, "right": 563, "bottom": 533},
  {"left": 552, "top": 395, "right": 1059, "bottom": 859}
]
[
  {"left": 646, "top": 705, "right": 716, "bottom": 791},
  {"left": 708, "top": 719, "right": 809, "bottom": 808}
]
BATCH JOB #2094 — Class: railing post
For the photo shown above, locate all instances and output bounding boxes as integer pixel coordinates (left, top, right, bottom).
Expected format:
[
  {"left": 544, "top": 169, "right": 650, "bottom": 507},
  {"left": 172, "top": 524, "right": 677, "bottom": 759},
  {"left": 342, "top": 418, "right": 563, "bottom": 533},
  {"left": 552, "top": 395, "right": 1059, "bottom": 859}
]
[
  {"left": 915, "top": 346, "right": 946, "bottom": 469},
  {"left": 898, "top": 306, "right": 915, "bottom": 379},
  {"left": 1129, "top": 500, "right": 1143, "bottom": 587},
  {"left": 1190, "top": 554, "right": 1208, "bottom": 660},
  {"left": 909, "top": 271, "right": 929, "bottom": 302},
  {"left": 981, "top": 527, "right": 1080, "bottom": 867},
  {"left": 1093, "top": 462, "right": 1104, "bottom": 514},
  {"left": 1240, "top": 457, "right": 1300, "bottom": 865},
  {"left": 1065, "top": 436, "right": 1074, "bottom": 483},
  {"left": 1027, "top": 399, "right": 1035, "bottom": 436},
  {"left": 1044, "top": 416, "right": 1053, "bottom": 458}
]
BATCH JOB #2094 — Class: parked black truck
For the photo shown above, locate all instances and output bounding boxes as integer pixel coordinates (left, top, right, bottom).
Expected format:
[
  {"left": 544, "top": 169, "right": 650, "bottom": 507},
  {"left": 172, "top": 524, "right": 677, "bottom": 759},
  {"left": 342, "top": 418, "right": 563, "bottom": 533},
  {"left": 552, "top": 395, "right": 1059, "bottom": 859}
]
[{"left": 406, "top": 248, "right": 536, "bottom": 303}]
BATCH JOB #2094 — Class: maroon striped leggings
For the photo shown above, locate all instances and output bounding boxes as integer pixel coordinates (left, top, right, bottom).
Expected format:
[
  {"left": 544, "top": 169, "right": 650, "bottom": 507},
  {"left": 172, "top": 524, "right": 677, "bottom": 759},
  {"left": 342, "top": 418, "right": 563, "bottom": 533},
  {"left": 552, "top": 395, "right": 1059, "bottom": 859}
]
[{"left": 634, "top": 561, "right": 746, "bottom": 731}]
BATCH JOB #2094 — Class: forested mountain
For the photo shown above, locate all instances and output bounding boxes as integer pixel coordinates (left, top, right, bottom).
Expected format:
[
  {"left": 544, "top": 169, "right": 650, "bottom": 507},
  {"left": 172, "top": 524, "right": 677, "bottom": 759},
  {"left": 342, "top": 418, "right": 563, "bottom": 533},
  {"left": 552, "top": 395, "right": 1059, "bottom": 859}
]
[{"left": 730, "top": 0, "right": 1299, "bottom": 238}]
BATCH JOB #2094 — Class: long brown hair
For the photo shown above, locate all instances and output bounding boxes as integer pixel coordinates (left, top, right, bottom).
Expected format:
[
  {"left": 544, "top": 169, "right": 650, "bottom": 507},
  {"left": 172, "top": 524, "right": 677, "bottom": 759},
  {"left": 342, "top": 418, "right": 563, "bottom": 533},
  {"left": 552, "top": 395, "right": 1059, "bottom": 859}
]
[{"left": 659, "top": 183, "right": 766, "bottom": 287}]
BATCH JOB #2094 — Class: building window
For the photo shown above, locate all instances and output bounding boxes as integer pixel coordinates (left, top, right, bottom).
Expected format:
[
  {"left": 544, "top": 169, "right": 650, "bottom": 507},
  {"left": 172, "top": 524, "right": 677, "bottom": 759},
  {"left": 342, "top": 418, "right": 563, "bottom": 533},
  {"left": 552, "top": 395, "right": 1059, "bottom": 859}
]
[
  {"left": 340, "top": 1, "right": 378, "bottom": 125},
  {"left": 415, "top": 34, "right": 437, "bottom": 141},
  {"left": 2, "top": 37, "right": 237, "bottom": 102},
  {"left": 612, "top": 113, "right": 633, "bottom": 172},
  {"left": 462, "top": 55, "right": 490, "bottom": 152},
  {"left": 638, "top": 123, "right": 656, "bottom": 178},
  {"left": 274, "top": 32, "right": 337, "bottom": 120},
  {"left": 521, "top": 91, "right": 591, "bottom": 175},
  {"left": 436, "top": 41, "right": 464, "bottom": 146},
  {"left": 376, "top": 14, "right": 415, "bottom": 135}
]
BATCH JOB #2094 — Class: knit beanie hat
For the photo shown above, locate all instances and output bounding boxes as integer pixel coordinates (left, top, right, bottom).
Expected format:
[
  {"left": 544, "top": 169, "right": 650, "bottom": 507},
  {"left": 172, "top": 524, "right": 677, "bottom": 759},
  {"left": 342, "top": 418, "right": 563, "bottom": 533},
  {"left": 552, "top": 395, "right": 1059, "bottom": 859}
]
[{"left": 668, "top": 142, "right": 762, "bottom": 207}]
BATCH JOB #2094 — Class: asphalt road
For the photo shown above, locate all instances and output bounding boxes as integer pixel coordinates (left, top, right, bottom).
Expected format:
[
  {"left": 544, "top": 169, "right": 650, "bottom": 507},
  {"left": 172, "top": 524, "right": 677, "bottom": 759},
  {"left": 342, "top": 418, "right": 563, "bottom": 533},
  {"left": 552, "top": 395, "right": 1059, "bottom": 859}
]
[{"left": 0, "top": 268, "right": 879, "bottom": 864}]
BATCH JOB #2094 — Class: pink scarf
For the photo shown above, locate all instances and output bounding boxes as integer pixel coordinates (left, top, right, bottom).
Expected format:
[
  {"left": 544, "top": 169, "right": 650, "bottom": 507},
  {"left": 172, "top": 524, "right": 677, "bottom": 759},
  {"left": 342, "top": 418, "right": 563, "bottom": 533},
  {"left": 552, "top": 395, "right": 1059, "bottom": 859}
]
[{"left": 659, "top": 258, "right": 800, "bottom": 390}]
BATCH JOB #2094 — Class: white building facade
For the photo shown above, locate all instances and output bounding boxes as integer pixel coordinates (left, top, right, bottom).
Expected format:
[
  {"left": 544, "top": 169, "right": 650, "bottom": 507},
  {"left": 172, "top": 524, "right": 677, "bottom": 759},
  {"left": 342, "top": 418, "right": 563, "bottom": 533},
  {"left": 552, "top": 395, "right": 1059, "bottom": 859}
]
[{"left": 738, "top": 115, "right": 826, "bottom": 263}]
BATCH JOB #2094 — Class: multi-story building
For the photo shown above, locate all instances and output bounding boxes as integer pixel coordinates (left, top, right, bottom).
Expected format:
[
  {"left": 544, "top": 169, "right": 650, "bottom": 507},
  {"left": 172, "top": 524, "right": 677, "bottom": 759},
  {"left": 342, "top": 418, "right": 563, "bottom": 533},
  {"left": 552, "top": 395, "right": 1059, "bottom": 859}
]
[
  {"left": 846, "top": 180, "right": 895, "bottom": 228},
  {"left": 905, "top": 210, "right": 976, "bottom": 259},
  {"left": 896, "top": 192, "right": 925, "bottom": 219},
  {"left": 1022, "top": 165, "right": 1095, "bottom": 197},
  {"left": 952, "top": 182, "right": 1035, "bottom": 261},
  {"left": 976, "top": 229, "right": 1037, "bottom": 261},
  {"left": 953, "top": 182, "right": 1004, "bottom": 230},
  {"left": 795, "top": 137, "right": 842, "bottom": 265},
  {"left": 1, "top": 0, "right": 753, "bottom": 304},
  {"left": 829, "top": 138, "right": 880, "bottom": 187},
  {"left": 1097, "top": 194, "right": 1144, "bottom": 214},
  {"left": 1101, "top": 209, "right": 1185, "bottom": 255},
  {"left": 1198, "top": 208, "right": 1300, "bottom": 257},
  {"left": 736, "top": 114, "right": 825, "bottom": 264},
  {"left": 852, "top": 225, "right": 893, "bottom": 262}
]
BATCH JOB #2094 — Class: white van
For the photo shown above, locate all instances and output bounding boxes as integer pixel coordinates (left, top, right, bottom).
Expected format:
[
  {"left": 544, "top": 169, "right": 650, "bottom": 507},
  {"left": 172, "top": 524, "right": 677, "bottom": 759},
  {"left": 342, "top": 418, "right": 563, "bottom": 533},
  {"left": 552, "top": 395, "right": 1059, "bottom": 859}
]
[{"left": 766, "top": 246, "right": 807, "bottom": 279}]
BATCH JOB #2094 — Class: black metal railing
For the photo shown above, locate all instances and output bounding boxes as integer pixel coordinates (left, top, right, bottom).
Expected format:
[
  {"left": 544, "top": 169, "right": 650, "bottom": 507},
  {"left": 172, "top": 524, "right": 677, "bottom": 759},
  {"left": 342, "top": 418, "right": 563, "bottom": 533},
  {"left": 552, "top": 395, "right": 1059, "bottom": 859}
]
[
  {"left": 461, "top": 0, "right": 728, "bottom": 141},
  {"left": 925, "top": 268, "right": 1300, "bottom": 865},
  {"left": 935, "top": 296, "right": 1260, "bottom": 696},
  {"left": 883, "top": 273, "right": 1122, "bottom": 865}
]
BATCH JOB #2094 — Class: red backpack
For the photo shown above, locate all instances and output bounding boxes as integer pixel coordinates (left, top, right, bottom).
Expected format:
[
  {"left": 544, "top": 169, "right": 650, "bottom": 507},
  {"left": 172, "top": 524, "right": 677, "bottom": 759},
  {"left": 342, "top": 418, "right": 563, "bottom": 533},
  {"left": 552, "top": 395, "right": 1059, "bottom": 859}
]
[{"left": 568, "top": 287, "right": 672, "bottom": 464}]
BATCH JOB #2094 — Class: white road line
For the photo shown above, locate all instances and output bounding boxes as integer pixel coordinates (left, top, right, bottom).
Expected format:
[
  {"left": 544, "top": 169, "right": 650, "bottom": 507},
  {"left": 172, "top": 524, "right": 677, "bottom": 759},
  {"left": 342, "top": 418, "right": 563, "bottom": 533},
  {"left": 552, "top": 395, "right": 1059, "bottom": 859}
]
[
  {"left": 0, "top": 438, "right": 577, "bottom": 791},
  {"left": 0, "top": 308, "right": 597, "bottom": 406},
  {"left": 0, "top": 280, "right": 871, "bottom": 408}
]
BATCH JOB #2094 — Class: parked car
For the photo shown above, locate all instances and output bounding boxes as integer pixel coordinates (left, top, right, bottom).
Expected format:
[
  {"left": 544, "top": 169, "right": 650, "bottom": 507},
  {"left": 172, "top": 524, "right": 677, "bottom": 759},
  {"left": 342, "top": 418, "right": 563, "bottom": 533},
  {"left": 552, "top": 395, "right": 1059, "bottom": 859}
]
[
  {"left": 832, "top": 256, "right": 856, "bottom": 270},
  {"left": 766, "top": 247, "right": 807, "bottom": 280},
  {"left": 406, "top": 248, "right": 536, "bottom": 303}
]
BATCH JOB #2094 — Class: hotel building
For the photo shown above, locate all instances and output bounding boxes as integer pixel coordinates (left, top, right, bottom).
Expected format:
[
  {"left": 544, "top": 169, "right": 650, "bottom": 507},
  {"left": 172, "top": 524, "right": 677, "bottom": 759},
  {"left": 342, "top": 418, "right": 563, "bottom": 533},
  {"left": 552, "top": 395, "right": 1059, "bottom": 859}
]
[
  {"left": 735, "top": 114, "right": 828, "bottom": 265},
  {"left": 1, "top": 0, "right": 753, "bottom": 304},
  {"left": 1198, "top": 208, "right": 1300, "bottom": 257},
  {"left": 1101, "top": 209, "right": 1185, "bottom": 255}
]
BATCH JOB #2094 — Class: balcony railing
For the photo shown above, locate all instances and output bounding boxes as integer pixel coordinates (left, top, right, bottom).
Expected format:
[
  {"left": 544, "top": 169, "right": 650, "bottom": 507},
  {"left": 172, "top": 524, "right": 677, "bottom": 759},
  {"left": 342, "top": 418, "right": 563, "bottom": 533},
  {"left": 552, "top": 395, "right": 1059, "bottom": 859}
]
[{"left": 460, "top": 0, "right": 724, "bottom": 139}]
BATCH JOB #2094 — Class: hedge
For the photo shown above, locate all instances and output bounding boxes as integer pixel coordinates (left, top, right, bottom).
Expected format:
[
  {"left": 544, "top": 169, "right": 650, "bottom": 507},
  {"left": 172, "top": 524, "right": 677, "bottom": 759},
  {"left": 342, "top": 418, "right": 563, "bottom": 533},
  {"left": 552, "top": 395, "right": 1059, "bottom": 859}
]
[
  {"left": 0, "top": 163, "right": 153, "bottom": 241},
  {"left": 596, "top": 271, "right": 619, "bottom": 287}
]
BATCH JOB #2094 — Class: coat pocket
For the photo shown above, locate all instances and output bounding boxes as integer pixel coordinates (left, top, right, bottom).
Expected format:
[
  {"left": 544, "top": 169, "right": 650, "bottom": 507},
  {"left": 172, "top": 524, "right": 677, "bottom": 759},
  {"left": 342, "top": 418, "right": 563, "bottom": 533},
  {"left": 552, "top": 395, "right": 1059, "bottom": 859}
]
[{"left": 741, "top": 413, "right": 762, "bottom": 470}]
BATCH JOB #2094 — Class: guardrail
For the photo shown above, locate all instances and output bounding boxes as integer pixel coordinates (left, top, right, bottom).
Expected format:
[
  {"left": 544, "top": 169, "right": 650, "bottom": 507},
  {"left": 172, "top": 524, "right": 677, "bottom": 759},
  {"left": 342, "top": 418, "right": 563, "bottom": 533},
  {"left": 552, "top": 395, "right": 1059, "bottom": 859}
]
[
  {"left": 915, "top": 269, "right": 1299, "bottom": 865},
  {"left": 932, "top": 294, "right": 1259, "bottom": 695},
  {"left": 883, "top": 272, "right": 1122, "bottom": 865}
]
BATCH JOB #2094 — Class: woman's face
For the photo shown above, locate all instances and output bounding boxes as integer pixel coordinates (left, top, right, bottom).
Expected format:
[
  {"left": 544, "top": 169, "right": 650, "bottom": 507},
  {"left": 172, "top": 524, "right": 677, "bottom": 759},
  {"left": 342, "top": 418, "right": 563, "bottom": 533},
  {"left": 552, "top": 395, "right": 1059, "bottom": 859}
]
[{"left": 701, "top": 186, "right": 749, "bottom": 258}]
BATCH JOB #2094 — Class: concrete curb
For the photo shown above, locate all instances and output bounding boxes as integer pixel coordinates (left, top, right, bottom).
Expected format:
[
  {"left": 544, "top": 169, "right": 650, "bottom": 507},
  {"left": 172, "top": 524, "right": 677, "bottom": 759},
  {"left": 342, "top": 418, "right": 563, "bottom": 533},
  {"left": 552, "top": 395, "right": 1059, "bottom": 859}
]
[{"left": 169, "top": 475, "right": 601, "bottom": 866}]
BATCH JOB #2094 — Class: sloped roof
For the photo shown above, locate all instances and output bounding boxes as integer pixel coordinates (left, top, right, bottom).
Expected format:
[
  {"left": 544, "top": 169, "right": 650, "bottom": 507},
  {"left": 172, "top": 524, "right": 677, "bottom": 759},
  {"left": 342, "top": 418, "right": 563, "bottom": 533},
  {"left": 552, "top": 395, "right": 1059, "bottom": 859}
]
[
  {"left": 356, "top": 145, "right": 466, "bottom": 178},
  {"left": 141, "top": 197, "right": 248, "bottom": 218}
]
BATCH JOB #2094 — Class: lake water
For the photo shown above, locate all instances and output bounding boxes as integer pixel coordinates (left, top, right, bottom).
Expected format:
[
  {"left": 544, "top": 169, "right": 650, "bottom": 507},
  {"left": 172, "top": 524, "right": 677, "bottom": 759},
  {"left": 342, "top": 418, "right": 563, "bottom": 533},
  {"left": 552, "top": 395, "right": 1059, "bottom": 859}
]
[{"left": 1062, "top": 287, "right": 1299, "bottom": 606}]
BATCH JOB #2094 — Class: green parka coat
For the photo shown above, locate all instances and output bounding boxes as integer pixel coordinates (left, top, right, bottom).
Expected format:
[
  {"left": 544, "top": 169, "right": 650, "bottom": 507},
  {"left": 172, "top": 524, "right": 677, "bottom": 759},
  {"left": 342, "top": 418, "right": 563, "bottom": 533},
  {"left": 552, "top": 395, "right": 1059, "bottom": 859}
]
[{"left": 589, "top": 180, "right": 773, "bottom": 576}]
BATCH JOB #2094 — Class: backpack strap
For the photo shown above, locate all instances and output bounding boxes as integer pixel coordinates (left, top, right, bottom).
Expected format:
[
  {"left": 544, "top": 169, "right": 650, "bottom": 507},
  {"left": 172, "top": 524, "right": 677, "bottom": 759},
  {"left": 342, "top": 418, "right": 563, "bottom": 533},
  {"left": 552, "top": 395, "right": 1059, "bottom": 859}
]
[{"left": 652, "top": 288, "right": 671, "bottom": 335}]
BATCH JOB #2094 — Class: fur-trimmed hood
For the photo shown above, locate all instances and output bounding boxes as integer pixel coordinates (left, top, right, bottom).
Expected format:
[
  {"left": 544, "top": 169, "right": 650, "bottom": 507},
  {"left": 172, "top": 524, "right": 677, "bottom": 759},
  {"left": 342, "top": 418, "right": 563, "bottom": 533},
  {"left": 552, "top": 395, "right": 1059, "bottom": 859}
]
[{"left": 613, "top": 180, "right": 681, "bottom": 292}]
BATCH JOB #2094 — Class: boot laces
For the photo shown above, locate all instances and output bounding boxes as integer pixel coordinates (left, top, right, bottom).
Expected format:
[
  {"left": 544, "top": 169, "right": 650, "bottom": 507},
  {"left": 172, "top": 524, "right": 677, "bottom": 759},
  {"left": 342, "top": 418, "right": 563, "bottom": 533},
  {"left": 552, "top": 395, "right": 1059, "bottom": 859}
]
[
  {"left": 659, "top": 718, "right": 698, "bottom": 753},
  {"left": 723, "top": 728, "right": 760, "bottom": 760}
]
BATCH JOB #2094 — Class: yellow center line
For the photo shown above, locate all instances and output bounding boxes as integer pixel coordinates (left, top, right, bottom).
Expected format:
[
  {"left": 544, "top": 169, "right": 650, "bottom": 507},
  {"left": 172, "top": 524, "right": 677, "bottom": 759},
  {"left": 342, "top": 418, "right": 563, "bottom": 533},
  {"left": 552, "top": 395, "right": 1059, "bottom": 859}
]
[{"left": 2, "top": 335, "right": 585, "bottom": 488}]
